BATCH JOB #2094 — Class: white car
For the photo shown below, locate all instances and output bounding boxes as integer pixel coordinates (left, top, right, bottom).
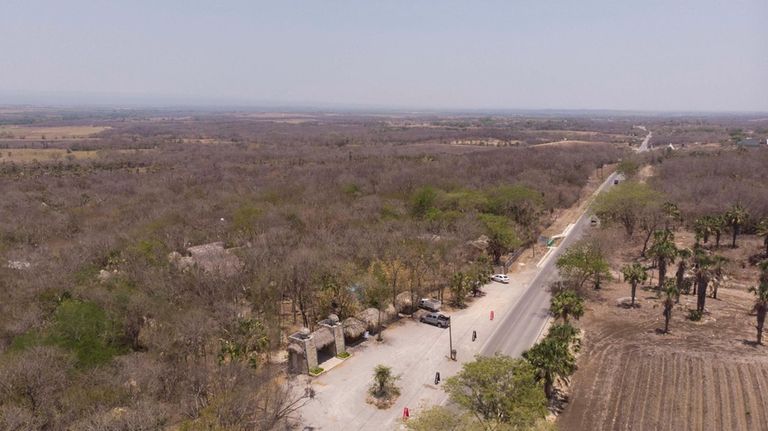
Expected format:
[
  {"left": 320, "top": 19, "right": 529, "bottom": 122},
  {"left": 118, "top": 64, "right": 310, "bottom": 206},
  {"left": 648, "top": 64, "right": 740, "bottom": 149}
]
[{"left": 491, "top": 274, "right": 510, "bottom": 284}]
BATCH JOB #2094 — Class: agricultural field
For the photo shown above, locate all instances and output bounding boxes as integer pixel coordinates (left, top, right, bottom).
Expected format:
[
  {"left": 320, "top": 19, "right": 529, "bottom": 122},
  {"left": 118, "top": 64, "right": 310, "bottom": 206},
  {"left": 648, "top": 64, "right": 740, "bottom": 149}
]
[
  {"left": 0, "top": 125, "right": 108, "bottom": 141},
  {"left": 558, "top": 147, "right": 768, "bottom": 431},
  {"left": 0, "top": 148, "right": 99, "bottom": 163}
]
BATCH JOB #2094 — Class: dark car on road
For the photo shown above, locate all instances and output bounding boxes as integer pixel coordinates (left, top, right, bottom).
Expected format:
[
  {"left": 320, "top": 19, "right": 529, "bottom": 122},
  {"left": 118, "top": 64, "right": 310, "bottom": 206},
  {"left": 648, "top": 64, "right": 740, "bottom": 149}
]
[{"left": 420, "top": 312, "right": 451, "bottom": 328}]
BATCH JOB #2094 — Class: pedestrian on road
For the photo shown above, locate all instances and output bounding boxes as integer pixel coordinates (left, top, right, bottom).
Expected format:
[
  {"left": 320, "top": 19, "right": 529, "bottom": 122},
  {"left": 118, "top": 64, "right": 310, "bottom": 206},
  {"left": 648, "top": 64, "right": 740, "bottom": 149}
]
[
  {"left": 434, "top": 372, "right": 441, "bottom": 385},
  {"left": 472, "top": 330, "right": 477, "bottom": 342}
]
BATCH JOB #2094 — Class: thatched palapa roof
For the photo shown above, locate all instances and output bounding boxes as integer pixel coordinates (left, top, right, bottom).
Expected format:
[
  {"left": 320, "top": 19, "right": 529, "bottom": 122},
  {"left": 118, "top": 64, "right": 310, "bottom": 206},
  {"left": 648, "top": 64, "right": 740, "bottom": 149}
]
[
  {"left": 342, "top": 317, "right": 367, "bottom": 339},
  {"left": 311, "top": 326, "right": 335, "bottom": 349},
  {"left": 356, "top": 308, "right": 380, "bottom": 331}
]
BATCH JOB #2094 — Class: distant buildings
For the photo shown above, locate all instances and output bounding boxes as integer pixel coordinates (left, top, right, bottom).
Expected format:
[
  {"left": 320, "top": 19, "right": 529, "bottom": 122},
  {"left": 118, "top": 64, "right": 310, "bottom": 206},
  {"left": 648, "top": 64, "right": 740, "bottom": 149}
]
[{"left": 737, "top": 137, "right": 768, "bottom": 147}]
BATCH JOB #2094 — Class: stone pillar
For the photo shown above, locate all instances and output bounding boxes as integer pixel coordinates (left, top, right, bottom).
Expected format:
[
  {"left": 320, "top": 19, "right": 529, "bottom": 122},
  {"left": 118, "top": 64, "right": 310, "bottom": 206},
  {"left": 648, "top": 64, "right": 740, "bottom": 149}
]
[
  {"left": 331, "top": 324, "right": 345, "bottom": 355},
  {"left": 303, "top": 336, "right": 318, "bottom": 370}
]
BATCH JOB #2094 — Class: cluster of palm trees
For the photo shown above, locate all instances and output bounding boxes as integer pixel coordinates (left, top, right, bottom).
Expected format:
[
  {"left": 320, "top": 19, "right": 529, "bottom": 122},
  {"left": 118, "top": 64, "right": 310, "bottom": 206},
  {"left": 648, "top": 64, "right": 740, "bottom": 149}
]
[
  {"left": 693, "top": 204, "right": 751, "bottom": 249},
  {"left": 621, "top": 218, "right": 768, "bottom": 343},
  {"left": 522, "top": 289, "right": 585, "bottom": 400},
  {"left": 622, "top": 227, "right": 731, "bottom": 331}
]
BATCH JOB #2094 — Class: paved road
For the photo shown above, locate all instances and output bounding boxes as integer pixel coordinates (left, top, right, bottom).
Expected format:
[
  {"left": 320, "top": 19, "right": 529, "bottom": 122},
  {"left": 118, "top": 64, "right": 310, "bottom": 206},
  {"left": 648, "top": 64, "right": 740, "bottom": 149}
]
[
  {"left": 297, "top": 171, "right": 620, "bottom": 430},
  {"left": 481, "top": 171, "right": 619, "bottom": 357},
  {"left": 636, "top": 126, "right": 652, "bottom": 152}
]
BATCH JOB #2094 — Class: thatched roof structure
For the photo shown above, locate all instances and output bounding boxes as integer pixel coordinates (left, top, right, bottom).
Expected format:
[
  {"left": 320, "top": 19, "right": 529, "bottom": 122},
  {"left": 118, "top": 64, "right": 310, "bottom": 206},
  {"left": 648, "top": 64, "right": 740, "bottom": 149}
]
[
  {"left": 395, "top": 292, "right": 412, "bottom": 313},
  {"left": 342, "top": 317, "right": 367, "bottom": 339},
  {"left": 169, "top": 242, "right": 243, "bottom": 276},
  {"left": 356, "top": 308, "right": 380, "bottom": 331},
  {"left": 187, "top": 242, "right": 243, "bottom": 275},
  {"left": 311, "top": 326, "right": 335, "bottom": 349}
]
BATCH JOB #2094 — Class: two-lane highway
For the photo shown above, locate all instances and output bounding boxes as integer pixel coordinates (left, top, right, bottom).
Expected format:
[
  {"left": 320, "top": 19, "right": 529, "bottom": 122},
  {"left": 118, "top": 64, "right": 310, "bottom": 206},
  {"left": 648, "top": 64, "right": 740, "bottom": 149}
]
[{"left": 482, "top": 171, "right": 619, "bottom": 357}]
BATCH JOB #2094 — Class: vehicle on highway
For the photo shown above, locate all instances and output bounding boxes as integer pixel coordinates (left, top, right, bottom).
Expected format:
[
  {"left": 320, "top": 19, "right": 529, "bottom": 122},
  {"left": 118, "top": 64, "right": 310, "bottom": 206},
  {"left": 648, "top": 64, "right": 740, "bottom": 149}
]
[
  {"left": 491, "top": 274, "right": 510, "bottom": 283},
  {"left": 418, "top": 298, "right": 441, "bottom": 312},
  {"left": 420, "top": 312, "right": 450, "bottom": 328},
  {"left": 613, "top": 179, "right": 619, "bottom": 185}
]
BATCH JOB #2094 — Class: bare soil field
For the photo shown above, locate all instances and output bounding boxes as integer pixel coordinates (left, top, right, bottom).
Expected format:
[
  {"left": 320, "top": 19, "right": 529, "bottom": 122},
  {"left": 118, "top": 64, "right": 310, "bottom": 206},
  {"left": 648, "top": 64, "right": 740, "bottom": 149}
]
[
  {"left": 558, "top": 233, "right": 768, "bottom": 431},
  {"left": 0, "top": 125, "right": 109, "bottom": 140},
  {"left": 0, "top": 148, "right": 99, "bottom": 162}
]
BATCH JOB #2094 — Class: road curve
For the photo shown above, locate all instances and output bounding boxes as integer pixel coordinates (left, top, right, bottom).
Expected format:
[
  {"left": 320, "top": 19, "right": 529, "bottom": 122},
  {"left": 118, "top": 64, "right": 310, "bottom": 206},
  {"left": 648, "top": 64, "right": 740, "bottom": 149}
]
[{"left": 481, "top": 171, "right": 619, "bottom": 357}]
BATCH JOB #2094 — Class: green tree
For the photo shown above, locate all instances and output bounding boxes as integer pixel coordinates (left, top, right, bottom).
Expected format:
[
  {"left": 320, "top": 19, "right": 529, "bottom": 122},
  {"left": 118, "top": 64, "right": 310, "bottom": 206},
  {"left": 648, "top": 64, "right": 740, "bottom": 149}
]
[
  {"left": 709, "top": 255, "right": 729, "bottom": 300},
  {"left": 647, "top": 229, "right": 678, "bottom": 290},
  {"left": 616, "top": 159, "right": 639, "bottom": 178},
  {"left": 46, "top": 299, "right": 124, "bottom": 368},
  {"left": 411, "top": 186, "right": 439, "bottom": 218},
  {"left": 749, "top": 281, "right": 768, "bottom": 345},
  {"left": 364, "top": 264, "right": 391, "bottom": 341},
  {"left": 693, "top": 216, "right": 712, "bottom": 245},
  {"left": 724, "top": 204, "right": 749, "bottom": 248},
  {"left": 756, "top": 217, "right": 768, "bottom": 256},
  {"left": 621, "top": 262, "right": 648, "bottom": 307},
  {"left": 484, "top": 184, "right": 543, "bottom": 232},
  {"left": 662, "top": 201, "right": 681, "bottom": 230},
  {"left": 480, "top": 214, "right": 521, "bottom": 265},
  {"left": 710, "top": 215, "right": 725, "bottom": 248},
  {"left": 547, "top": 323, "right": 580, "bottom": 348},
  {"left": 592, "top": 182, "right": 663, "bottom": 237},
  {"left": 523, "top": 336, "right": 576, "bottom": 400},
  {"left": 370, "top": 364, "right": 400, "bottom": 399},
  {"left": 662, "top": 279, "right": 678, "bottom": 334},
  {"left": 693, "top": 247, "right": 716, "bottom": 314},
  {"left": 550, "top": 290, "right": 584, "bottom": 323},
  {"left": 556, "top": 241, "right": 611, "bottom": 290},
  {"left": 444, "top": 355, "right": 547, "bottom": 430},
  {"left": 674, "top": 248, "right": 692, "bottom": 301},
  {"left": 449, "top": 271, "right": 470, "bottom": 308},
  {"left": 217, "top": 318, "right": 269, "bottom": 368}
]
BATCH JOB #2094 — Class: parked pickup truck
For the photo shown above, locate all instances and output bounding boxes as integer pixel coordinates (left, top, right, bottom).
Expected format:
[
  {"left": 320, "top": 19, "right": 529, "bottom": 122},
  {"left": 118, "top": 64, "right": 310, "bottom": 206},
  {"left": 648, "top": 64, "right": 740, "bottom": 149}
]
[
  {"left": 418, "top": 298, "right": 441, "bottom": 312},
  {"left": 420, "top": 312, "right": 451, "bottom": 328}
]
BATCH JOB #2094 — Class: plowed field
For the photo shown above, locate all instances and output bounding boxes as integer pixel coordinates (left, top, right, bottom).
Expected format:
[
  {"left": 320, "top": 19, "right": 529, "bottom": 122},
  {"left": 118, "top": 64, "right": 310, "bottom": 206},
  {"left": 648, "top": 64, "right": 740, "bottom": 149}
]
[{"left": 558, "top": 236, "right": 768, "bottom": 431}]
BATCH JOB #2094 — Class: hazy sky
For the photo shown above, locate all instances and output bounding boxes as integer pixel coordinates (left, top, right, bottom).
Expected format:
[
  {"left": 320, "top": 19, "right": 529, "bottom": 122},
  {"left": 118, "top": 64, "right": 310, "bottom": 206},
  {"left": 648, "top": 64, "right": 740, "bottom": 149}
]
[{"left": 1, "top": 0, "right": 766, "bottom": 111}]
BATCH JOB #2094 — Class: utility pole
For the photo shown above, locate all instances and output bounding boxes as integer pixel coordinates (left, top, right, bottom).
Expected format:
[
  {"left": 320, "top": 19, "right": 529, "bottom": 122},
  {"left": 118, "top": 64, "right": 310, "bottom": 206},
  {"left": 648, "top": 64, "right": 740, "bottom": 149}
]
[{"left": 448, "top": 318, "right": 456, "bottom": 361}]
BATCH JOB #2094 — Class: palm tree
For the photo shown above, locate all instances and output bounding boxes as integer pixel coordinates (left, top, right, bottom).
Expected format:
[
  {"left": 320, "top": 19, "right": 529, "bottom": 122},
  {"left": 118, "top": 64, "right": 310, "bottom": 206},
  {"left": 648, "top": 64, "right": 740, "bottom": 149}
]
[
  {"left": 370, "top": 364, "right": 400, "bottom": 399},
  {"left": 550, "top": 290, "right": 585, "bottom": 323},
  {"left": 662, "top": 279, "right": 678, "bottom": 334},
  {"left": 648, "top": 229, "right": 678, "bottom": 290},
  {"left": 709, "top": 255, "right": 728, "bottom": 299},
  {"left": 757, "top": 217, "right": 768, "bottom": 257},
  {"left": 724, "top": 204, "right": 749, "bottom": 248},
  {"left": 693, "top": 247, "right": 716, "bottom": 313},
  {"left": 749, "top": 282, "right": 768, "bottom": 345},
  {"left": 523, "top": 336, "right": 576, "bottom": 399},
  {"left": 693, "top": 216, "right": 712, "bottom": 245},
  {"left": 710, "top": 215, "right": 725, "bottom": 248},
  {"left": 674, "top": 248, "right": 692, "bottom": 302},
  {"left": 621, "top": 262, "right": 648, "bottom": 307},
  {"left": 663, "top": 201, "right": 681, "bottom": 230}
]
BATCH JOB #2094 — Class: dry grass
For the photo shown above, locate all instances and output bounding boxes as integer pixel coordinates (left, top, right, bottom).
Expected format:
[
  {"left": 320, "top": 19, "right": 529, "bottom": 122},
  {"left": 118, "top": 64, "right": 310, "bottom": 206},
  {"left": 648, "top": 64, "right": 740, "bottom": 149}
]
[
  {"left": 0, "top": 125, "right": 109, "bottom": 140},
  {"left": 534, "top": 140, "right": 611, "bottom": 148},
  {"left": 0, "top": 148, "right": 99, "bottom": 163}
]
